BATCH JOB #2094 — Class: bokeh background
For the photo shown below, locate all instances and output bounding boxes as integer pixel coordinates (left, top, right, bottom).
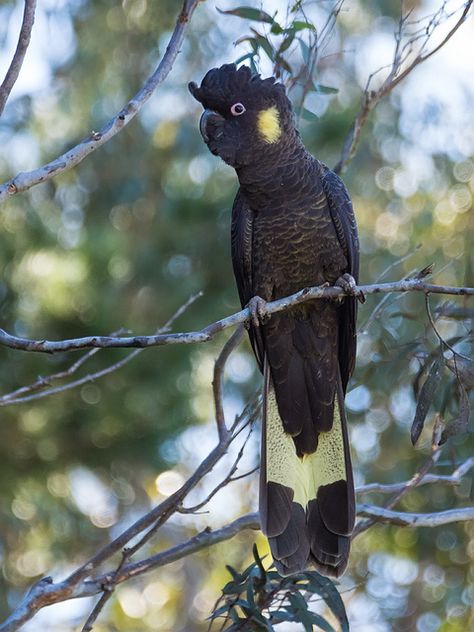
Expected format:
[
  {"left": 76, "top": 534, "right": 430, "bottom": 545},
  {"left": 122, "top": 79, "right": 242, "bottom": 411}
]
[{"left": 0, "top": 0, "right": 473, "bottom": 630}]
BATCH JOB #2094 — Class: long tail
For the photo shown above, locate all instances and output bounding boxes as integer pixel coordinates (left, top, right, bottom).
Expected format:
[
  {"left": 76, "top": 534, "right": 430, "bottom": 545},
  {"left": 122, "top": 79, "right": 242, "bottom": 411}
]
[{"left": 259, "top": 359, "right": 355, "bottom": 577}]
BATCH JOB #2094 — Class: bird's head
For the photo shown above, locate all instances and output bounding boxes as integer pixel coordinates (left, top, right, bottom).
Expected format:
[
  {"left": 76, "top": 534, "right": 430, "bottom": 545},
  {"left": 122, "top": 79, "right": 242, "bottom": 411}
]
[{"left": 188, "top": 64, "right": 295, "bottom": 169}]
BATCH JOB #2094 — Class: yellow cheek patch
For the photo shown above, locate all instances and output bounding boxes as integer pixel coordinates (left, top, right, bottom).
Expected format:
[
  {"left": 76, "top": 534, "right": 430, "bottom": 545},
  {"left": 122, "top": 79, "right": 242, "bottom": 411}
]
[{"left": 257, "top": 106, "right": 281, "bottom": 144}]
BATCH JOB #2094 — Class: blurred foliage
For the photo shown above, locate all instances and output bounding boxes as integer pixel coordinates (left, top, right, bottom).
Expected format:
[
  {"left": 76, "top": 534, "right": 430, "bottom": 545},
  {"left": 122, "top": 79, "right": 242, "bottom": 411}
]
[
  {"left": 210, "top": 545, "right": 349, "bottom": 631},
  {"left": 0, "top": 0, "right": 473, "bottom": 630}
]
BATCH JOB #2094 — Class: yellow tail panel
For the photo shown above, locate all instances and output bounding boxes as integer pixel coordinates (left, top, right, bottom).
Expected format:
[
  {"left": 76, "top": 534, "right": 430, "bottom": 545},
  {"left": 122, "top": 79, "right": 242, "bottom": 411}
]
[{"left": 265, "top": 384, "right": 347, "bottom": 507}]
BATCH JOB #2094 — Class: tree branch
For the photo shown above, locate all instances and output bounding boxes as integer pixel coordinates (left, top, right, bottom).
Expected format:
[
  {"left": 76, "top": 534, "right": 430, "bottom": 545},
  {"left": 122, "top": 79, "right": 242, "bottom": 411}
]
[
  {"left": 356, "top": 504, "right": 474, "bottom": 527},
  {"left": 356, "top": 456, "right": 474, "bottom": 494},
  {"left": 0, "top": 514, "right": 261, "bottom": 632},
  {"left": 0, "top": 0, "right": 37, "bottom": 116},
  {"left": 0, "top": 293, "right": 202, "bottom": 407},
  {"left": 0, "top": 279, "right": 472, "bottom": 355},
  {"left": 4, "top": 492, "right": 474, "bottom": 631},
  {"left": 334, "top": 0, "right": 473, "bottom": 174},
  {"left": 0, "top": 0, "right": 201, "bottom": 203},
  {"left": 0, "top": 316, "right": 252, "bottom": 631}
]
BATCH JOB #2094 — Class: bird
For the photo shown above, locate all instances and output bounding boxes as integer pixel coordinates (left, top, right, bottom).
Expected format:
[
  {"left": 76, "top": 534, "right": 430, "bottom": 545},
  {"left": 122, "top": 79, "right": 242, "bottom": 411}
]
[{"left": 189, "top": 63, "right": 360, "bottom": 578}]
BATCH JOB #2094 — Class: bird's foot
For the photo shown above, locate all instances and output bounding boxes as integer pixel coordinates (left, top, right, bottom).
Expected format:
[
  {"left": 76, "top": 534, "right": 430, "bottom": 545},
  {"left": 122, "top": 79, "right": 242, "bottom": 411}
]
[
  {"left": 246, "top": 296, "right": 269, "bottom": 328},
  {"left": 335, "top": 273, "right": 365, "bottom": 303}
]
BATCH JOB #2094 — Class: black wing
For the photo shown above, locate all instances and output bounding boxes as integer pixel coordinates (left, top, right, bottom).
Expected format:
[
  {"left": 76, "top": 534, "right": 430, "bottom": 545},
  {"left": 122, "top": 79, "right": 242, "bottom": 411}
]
[
  {"left": 231, "top": 188, "right": 264, "bottom": 371},
  {"left": 321, "top": 165, "right": 359, "bottom": 393}
]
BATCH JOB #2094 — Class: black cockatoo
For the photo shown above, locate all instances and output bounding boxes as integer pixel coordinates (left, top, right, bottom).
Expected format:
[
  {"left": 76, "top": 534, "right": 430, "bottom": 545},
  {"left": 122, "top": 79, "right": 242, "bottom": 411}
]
[{"left": 189, "top": 64, "right": 360, "bottom": 577}]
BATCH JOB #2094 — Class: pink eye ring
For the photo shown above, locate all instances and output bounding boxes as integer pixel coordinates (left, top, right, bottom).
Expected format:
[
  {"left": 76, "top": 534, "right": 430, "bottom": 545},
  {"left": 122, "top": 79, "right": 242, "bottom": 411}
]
[{"left": 230, "top": 102, "right": 246, "bottom": 116}]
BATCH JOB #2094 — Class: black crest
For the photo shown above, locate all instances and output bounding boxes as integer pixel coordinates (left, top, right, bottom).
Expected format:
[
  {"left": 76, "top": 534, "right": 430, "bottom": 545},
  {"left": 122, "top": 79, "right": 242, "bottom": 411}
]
[{"left": 188, "top": 63, "right": 290, "bottom": 114}]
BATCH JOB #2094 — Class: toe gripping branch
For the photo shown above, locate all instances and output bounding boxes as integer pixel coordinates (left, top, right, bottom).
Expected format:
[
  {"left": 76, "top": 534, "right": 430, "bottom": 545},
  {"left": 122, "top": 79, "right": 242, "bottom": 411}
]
[
  {"left": 246, "top": 296, "right": 270, "bottom": 329},
  {"left": 335, "top": 273, "right": 365, "bottom": 303}
]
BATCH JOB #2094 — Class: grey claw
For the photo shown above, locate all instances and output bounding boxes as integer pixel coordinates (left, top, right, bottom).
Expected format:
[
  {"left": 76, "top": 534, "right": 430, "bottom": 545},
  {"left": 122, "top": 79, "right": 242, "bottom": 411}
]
[
  {"left": 247, "top": 296, "right": 269, "bottom": 327},
  {"left": 335, "top": 273, "right": 365, "bottom": 303}
]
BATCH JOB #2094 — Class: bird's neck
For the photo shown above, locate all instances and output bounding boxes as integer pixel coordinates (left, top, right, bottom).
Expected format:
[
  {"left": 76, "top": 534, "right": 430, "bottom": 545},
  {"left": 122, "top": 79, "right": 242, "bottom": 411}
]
[{"left": 235, "top": 139, "right": 313, "bottom": 206}]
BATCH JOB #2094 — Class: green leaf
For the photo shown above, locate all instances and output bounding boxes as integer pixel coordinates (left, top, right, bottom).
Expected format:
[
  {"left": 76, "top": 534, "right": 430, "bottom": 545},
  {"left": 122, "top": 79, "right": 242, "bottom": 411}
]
[
  {"left": 411, "top": 351, "right": 444, "bottom": 445},
  {"left": 226, "top": 564, "right": 242, "bottom": 582},
  {"left": 292, "top": 20, "right": 316, "bottom": 31},
  {"left": 252, "top": 543, "right": 267, "bottom": 580},
  {"left": 272, "top": 610, "right": 296, "bottom": 622},
  {"left": 288, "top": 593, "right": 313, "bottom": 632},
  {"left": 235, "top": 52, "right": 257, "bottom": 66},
  {"left": 222, "top": 581, "right": 244, "bottom": 595},
  {"left": 210, "top": 603, "right": 230, "bottom": 619},
  {"left": 308, "top": 611, "right": 337, "bottom": 632},
  {"left": 250, "top": 29, "right": 275, "bottom": 60},
  {"left": 278, "top": 30, "right": 296, "bottom": 54},
  {"left": 246, "top": 582, "right": 256, "bottom": 609},
  {"left": 440, "top": 381, "right": 471, "bottom": 444},
  {"left": 275, "top": 55, "right": 292, "bottom": 73},
  {"left": 229, "top": 608, "right": 244, "bottom": 624},
  {"left": 217, "top": 7, "right": 274, "bottom": 24},
  {"left": 305, "top": 574, "right": 349, "bottom": 632},
  {"left": 298, "top": 38, "right": 311, "bottom": 64},
  {"left": 314, "top": 83, "right": 338, "bottom": 94},
  {"left": 270, "top": 22, "right": 284, "bottom": 34},
  {"left": 300, "top": 107, "right": 319, "bottom": 122}
]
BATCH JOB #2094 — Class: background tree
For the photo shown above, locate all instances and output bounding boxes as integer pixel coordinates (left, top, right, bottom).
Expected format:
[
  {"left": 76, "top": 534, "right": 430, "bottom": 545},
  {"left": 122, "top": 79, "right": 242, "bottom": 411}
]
[{"left": 0, "top": 0, "right": 473, "bottom": 630}]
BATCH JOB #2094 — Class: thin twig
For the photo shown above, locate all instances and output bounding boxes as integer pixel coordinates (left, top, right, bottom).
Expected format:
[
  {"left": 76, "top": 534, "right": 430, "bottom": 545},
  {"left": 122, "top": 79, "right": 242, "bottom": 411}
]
[
  {"left": 213, "top": 325, "right": 245, "bottom": 440},
  {"left": 425, "top": 294, "right": 474, "bottom": 362},
  {"left": 358, "top": 266, "right": 418, "bottom": 334},
  {"left": 0, "top": 0, "right": 201, "bottom": 202},
  {"left": 178, "top": 423, "right": 255, "bottom": 514},
  {"left": 0, "top": 279, "right": 473, "bottom": 354},
  {"left": 334, "top": 0, "right": 473, "bottom": 173},
  {"left": 356, "top": 504, "right": 474, "bottom": 527},
  {"left": 0, "top": 293, "right": 202, "bottom": 407},
  {"left": 80, "top": 550, "right": 129, "bottom": 632},
  {"left": 356, "top": 456, "right": 474, "bottom": 494},
  {"left": 0, "top": 0, "right": 37, "bottom": 116}
]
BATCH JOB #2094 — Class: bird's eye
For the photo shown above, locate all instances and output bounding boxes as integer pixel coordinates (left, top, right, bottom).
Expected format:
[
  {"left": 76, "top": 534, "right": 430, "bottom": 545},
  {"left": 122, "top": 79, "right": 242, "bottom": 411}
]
[{"left": 230, "top": 103, "right": 246, "bottom": 116}]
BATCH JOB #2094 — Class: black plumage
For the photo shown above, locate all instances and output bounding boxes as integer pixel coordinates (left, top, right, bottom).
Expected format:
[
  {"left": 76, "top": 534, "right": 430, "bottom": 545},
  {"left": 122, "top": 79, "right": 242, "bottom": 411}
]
[{"left": 189, "top": 64, "right": 359, "bottom": 577}]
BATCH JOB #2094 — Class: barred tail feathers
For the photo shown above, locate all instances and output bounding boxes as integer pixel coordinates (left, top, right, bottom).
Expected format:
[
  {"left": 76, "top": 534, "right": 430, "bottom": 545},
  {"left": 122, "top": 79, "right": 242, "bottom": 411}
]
[{"left": 259, "top": 360, "right": 354, "bottom": 577}]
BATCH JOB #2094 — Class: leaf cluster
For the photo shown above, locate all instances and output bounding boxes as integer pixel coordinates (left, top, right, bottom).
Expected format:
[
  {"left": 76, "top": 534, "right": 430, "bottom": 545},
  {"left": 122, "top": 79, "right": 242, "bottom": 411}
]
[
  {"left": 219, "top": 3, "right": 338, "bottom": 122},
  {"left": 209, "top": 545, "right": 349, "bottom": 631}
]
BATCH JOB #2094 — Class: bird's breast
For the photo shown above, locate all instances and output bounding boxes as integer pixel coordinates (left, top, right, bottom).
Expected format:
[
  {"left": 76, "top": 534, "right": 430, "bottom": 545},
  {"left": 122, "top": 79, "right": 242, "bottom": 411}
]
[{"left": 252, "top": 204, "right": 346, "bottom": 296}]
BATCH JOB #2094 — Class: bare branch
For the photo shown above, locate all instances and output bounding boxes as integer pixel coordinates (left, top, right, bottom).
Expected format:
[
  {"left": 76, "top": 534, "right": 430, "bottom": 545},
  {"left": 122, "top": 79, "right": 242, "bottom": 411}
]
[
  {"left": 213, "top": 325, "right": 245, "bottom": 440},
  {"left": 0, "top": 514, "right": 260, "bottom": 632},
  {"left": 0, "top": 279, "right": 472, "bottom": 355},
  {"left": 0, "top": 323, "right": 253, "bottom": 631},
  {"left": 79, "top": 551, "right": 129, "bottom": 632},
  {"left": 357, "top": 504, "right": 474, "bottom": 527},
  {"left": 0, "top": 0, "right": 37, "bottom": 116},
  {"left": 356, "top": 456, "right": 474, "bottom": 494},
  {"left": 5, "top": 490, "right": 474, "bottom": 631},
  {"left": 179, "top": 424, "right": 255, "bottom": 514},
  {"left": 0, "top": 293, "right": 202, "bottom": 407},
  {"left": 2, "top": 447, "right": 472, "bottom": 629},
  {"left": 334, "top": 0, "right": 474, "bottom": 173},
  {"left": 0, "top": 0, "right": 201, "bottom": 203}
]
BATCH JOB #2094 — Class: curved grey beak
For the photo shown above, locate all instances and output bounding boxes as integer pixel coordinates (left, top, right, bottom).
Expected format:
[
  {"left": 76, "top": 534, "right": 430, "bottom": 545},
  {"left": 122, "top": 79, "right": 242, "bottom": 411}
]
[{"left": 199, "top": 109, "right": 223, "bottom": 143}]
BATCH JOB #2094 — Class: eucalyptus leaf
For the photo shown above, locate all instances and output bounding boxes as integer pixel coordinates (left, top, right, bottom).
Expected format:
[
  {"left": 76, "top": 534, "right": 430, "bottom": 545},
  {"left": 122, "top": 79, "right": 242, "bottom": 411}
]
[
  {"left": 305, "top": 574, "right": 350, "bottom": 631},
  {"left": 300, "top": 107, "right": 319, "bottom": 122},
  {"left": 217, "top": 7, "right": 275, "bottom": 24},
  {"left": 314, "top": 83, "right": 339, "bottom": 94},
  {"left": 411, "top": 351, "right": 444, "bottom": 445},
  {"left": 292, "top": 20, "right": 316, "bottom": 31}
]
